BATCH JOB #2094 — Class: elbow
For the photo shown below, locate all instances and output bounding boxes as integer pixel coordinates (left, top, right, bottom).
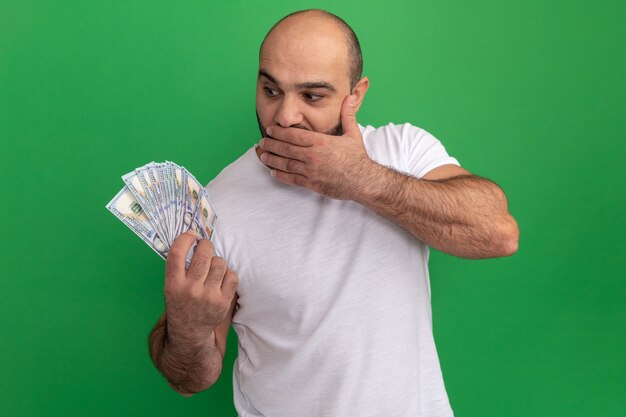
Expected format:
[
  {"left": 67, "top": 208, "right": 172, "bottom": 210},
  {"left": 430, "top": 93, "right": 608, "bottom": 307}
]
[
  {"left": 177, "top": 390, "right": 194, "bottom": 398},
  {"left": 167, "top": 380, "right": 196, "bottom": 397},
  {"left": 168, "top": 380, "right": 211, "bottom": 398},
  {"left": 501, "top": 236, "right": 519, "bottom": 257},
  {"left": 497, "top": 215, "right": 519, "bottom": 257},
  {"left": 174, "top": 388, "right": 195, "bottom": 398}
]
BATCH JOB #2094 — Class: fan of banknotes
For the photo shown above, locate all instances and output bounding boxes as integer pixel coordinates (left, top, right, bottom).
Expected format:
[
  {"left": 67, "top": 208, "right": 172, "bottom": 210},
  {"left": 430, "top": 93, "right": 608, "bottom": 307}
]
[{"left": 106, "top": 161, "right": 217, "bottom": 265}]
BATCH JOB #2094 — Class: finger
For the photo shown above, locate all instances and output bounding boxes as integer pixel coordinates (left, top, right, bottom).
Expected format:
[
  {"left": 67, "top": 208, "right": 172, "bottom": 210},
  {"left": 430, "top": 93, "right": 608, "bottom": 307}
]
[
  {"left": 204, "top": 256, "right": 228, "bottom": 287},
  {"left": 165, "top": 230, "right": 198, "bottom": 282},
  {"left": 270, "top": 169, "right": 308, "bottom": 188},
  {"left": 340, "top": 94, "right": 360, "bottom": 138},
  {"left": 220, "top": 270, "right": 239, "bottom": 300},
  {"left": 260, "top": 137, "right": 307, "bottom": 161},
  {"left": 186, "top": 238, "right": 214, "bottom": 281},
  {"left": 260, "top": 152, "right": 307, "bottom": 175},
  {"left": 266, "top": 126, "right": 315, "bottom": 147}
]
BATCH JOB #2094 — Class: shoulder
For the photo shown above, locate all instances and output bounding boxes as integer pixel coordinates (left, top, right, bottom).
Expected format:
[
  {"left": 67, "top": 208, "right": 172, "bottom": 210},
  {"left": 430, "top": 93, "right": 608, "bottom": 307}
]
[
  {"left": 206, "top": 147, "right": 259, "bottom": 191},
  {"left": 358, "top": 122, "right": 439, "bottom": 170},
  {"left": 358, "top": 122, "right": 459, "bottom": 177},
  {"left": 359, "top": 122, "right": 442, "bottom": 155},
  {"left": 204, "top": 145, "right": 282, "bottom": 209},
  {"left": 359, "top": 122, "right": 430, "bottom": 141}
]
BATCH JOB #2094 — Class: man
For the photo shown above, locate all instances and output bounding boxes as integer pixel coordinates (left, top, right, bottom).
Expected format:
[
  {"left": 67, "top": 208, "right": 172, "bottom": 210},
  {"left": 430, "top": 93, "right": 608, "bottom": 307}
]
[{"left": 149, "top": 9, "right": 519, "bottom": 417}]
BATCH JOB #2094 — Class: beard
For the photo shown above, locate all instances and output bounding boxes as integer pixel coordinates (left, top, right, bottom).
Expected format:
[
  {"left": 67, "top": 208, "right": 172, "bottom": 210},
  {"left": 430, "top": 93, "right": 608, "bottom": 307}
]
[{"left": 256, "top": 111, "right": 343, "bottom": 138}]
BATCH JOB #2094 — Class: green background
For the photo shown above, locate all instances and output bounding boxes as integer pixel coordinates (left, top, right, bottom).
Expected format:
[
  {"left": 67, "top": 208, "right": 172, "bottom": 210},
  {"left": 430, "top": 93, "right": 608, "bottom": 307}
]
[{"left": 1, "top": 0, "right": 624, "bottom": 416}]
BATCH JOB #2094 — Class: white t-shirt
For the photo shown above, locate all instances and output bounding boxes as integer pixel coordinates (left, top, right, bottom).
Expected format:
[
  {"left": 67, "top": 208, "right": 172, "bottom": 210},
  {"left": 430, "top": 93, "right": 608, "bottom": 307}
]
[{"left": 206, "top": 122, "right": 459, "bottom": 417}]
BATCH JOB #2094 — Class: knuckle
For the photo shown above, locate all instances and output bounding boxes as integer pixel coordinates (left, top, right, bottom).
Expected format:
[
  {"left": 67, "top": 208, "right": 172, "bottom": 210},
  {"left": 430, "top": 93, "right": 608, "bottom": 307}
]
[
  {"left": 285, "top": 159, "right": 297, "bottom": 172},
  {"left": 192, "top": 252, "right": 212, "bottom": 266},
  {"left": 213, "top": 256, "right": 227, "bottom": 268},
  {"left": 295, "top": 176, "right": 306, "bottom": 187},
  {"left": 227, "top": 270, "right": 240, "bottom": 286},
  {"left": 211, "top": 257, "right": 227, "bottom": 274},
  {"left": 227, "top": 279, "right": 239, "bottom": 295},
  {"left": 206, "top": 293, "right": 226, "bottom": 311},
  {"left": 187, "top": 284, "right": 205, "bottom": 300},
  {"left": 164, "top": 262, "right": 178, "bottom": 279},
  {"left": 163, "top": 281, "right": 178, "bottom": 297},
  {"left": 215, "top": 298, "right": 229, "bottom": 312},
  {"left": 223, "top": 271, "right": 239, "bottom": 291},
  {"left": 286, "top": 143, "right": 298, "bottom": 156},
  {"left": 193, "top": 258, "right": 212, "bottom": 273},
  {"left": 200, "top": 289, "right": 215, "bottom": 303},
  {"left": 168, "top": 247, "right": 184, "bottom": 260},
  {"left": 182, "top": 285, "right": 196, "bottom": 299}
]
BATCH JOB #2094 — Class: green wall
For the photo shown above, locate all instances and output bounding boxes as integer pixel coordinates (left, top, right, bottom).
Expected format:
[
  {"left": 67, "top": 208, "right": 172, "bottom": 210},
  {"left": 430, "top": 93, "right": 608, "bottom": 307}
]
[{"left": 1, "top": 1, "right": 623, "bottom": 416}]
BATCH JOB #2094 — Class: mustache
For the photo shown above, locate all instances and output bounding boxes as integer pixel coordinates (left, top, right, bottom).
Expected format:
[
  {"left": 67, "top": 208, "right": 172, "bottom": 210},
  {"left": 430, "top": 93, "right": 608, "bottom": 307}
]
[{"left": 256, "top": 111, "right": 343, "bottom": 138}]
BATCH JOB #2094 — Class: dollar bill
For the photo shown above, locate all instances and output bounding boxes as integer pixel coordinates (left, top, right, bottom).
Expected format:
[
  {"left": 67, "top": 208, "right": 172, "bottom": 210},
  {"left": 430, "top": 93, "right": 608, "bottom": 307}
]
[
  {"left": 105, "top": 186, "right": 169, "bottom": 260},
  {"left": 197, "top": 188, "right": 217, "bottom": 240},
  {"left": 107, "top": 161, "right": 218, "bottom": 268}
]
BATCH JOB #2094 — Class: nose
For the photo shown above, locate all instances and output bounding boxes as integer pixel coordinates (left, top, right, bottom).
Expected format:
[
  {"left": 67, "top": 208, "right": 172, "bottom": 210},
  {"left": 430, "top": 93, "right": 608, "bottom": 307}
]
[{"left": 273, "top": 95, "right": 304, "bottom": 128}]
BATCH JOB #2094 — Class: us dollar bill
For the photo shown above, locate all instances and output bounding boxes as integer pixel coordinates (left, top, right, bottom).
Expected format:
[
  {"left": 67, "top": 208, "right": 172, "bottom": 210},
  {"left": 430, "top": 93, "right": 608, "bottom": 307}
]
[
  {"left": 105, "top": 186, "right": 169, "bottom": 260},
  {"left": 197, "top": 188, "right": 217, "bottom": 240},
  {"left": 108, "top": 161, "right": 217, "bottom": 268}
]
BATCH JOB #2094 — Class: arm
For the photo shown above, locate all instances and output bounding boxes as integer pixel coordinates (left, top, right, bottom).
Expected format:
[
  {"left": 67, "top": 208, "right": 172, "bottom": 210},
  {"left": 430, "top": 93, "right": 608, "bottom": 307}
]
[
  {"left": 148, "top": 294, "right": 238, "bottom": 396},
  {"left": 351, "top": 162, "right": 519, "bottom": 259},
  {"left": 148, "top": 231, "right": 239, "bottom": 396},
  {"left": 258, "top": 95, "right": 519, "bottom": 259}
]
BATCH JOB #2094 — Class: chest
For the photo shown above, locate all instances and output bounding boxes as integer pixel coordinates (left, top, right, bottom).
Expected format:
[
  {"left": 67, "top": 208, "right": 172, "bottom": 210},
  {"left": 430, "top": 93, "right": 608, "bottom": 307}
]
[{"left": 220, "top": 192, "right": 420, "bottom": 325}]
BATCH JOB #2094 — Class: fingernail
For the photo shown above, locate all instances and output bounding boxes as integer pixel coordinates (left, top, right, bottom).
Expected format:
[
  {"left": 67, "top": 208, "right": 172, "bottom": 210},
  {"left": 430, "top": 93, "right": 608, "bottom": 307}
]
[
  {"left": 260, "top": 153, "right": 267, "bottom": 162},
  {"left": 186, "top": 229, "right": 196, "bottom": 236},
  {"left": 266, "top": 127, "right": 272, "bottom": 136},
  {"left": 270, "top": 170, "right": 276, "bottom": 177}
]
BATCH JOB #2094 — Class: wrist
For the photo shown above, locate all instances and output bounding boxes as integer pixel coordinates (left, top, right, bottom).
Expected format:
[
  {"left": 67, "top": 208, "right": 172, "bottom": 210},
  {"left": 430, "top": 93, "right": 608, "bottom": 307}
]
[
  {"left": 351, "top": 160, "right": 392, "bottom": 205},
  {"left": 165, "top": 320, "right": 215, "bottom": 351}
]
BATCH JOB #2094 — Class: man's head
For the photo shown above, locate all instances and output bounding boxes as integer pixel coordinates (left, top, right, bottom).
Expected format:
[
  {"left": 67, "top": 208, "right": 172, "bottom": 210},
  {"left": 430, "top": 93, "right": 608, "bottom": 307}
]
[{"left": 256, "top": 9, "right": 369, "bottom": 138}]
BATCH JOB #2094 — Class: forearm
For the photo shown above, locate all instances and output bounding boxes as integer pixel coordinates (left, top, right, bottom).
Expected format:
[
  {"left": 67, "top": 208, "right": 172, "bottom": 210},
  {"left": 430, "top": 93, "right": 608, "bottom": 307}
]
[
  {"left": 148, "top": 313, "right": 223, "bottom": 396},
  {"left": 353, "top": 162, "right": 519, "bottom": 259}
]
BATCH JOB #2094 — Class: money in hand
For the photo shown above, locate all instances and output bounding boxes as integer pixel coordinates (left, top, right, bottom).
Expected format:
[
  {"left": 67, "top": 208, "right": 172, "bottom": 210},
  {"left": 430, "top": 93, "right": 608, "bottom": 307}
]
[{"left": 106, "top": 161, "right": 217, "bottom": 266}]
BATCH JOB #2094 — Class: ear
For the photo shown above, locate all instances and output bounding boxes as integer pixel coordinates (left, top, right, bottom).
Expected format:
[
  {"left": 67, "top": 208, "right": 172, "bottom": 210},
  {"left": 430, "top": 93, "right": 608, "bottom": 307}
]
[{"left": 350, "top": 76, "right": 370, "bottom": 113}]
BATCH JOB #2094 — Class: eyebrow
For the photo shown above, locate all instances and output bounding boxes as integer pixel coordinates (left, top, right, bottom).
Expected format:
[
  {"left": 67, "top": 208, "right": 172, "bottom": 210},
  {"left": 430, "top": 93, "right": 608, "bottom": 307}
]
[{"left": 258, "top": 69, "right": 337, "bottom": 93}]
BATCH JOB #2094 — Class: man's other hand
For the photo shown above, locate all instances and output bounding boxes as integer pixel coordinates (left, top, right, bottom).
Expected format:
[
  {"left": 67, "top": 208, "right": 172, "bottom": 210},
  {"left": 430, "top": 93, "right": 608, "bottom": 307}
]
[{"left": 258, "top": 94, "right": 374, "bottom": 200}]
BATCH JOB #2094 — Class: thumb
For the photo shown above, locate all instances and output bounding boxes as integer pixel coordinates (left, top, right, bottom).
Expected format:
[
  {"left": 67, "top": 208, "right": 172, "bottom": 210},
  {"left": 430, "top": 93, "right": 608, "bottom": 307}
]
[{"left": 341, "top": 94, "right": 360, "bottom": 137}]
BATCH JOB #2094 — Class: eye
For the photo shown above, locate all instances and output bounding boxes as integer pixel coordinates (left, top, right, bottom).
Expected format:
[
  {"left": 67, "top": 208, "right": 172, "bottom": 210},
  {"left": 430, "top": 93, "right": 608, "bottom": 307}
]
[
  {"left": 303, "top": 93, "right": 323, "bottom": 102},
  {"left": 263, "top": 86, "right": 279, "bottom": 97}
]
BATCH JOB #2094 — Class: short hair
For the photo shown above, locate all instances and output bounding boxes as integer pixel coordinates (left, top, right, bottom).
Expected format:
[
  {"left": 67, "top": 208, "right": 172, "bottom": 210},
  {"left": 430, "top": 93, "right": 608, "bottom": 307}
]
[{"left": 260, "top": 9, "right": 363, "bottom": 91}]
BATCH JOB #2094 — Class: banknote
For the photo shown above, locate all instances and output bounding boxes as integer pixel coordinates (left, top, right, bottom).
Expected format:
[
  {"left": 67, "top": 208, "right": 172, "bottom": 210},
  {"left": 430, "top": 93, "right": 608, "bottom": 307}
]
[
  {"left": 197, "top": 189, "right": 217, "bottom": 240},
  {"left": 121, "top": 167, "right": 166, "bottom": 242},
  {"left": 106, "top": 162, "right": 217, "bottom": 267},
  {"left": 106, "top": 186, "right": 169, "bottom": 260}
]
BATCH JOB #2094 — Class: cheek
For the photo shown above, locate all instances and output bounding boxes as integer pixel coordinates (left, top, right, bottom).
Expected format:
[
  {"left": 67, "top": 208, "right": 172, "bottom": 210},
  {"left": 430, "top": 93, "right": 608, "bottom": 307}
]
[
  {"left": 256, "top": 95, "right": 275, "bottom": 123},
  {"left": 309, "top": 104, "right": 342, "bottom": 131}
]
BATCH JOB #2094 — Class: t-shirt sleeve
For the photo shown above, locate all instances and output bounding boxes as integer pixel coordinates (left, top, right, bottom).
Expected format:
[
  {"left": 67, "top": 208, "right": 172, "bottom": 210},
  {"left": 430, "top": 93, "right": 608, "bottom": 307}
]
[{"left": 400, "top": 123, "right": 460, "bottom": 178}]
